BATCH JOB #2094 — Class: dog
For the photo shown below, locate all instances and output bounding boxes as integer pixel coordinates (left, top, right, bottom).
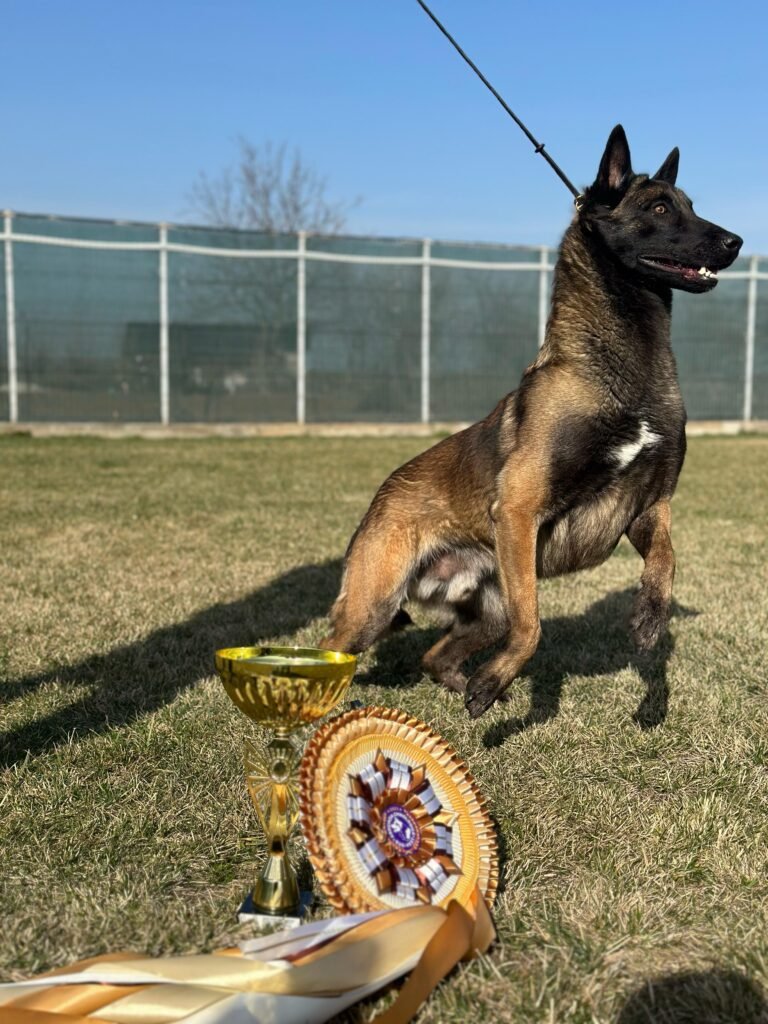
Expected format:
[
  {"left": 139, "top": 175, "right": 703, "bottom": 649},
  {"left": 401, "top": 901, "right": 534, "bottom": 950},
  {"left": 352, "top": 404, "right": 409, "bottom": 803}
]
[{"left": 321, "top": 125, "right": 742, "bottom": 718}]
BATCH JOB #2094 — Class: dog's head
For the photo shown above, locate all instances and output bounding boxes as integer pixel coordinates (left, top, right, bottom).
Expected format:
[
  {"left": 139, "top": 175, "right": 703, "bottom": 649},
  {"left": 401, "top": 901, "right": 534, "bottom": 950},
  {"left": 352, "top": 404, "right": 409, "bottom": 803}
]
[{"left": 579, "top": 125, "right": 742, "bottom": 292}]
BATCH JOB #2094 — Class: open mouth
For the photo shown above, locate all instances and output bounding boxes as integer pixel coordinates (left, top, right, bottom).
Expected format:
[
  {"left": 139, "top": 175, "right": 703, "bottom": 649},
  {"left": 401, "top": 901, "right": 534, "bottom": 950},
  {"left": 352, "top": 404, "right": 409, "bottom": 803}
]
[{"left": 639, "top": 256, "right": 718, "bottom": 283}]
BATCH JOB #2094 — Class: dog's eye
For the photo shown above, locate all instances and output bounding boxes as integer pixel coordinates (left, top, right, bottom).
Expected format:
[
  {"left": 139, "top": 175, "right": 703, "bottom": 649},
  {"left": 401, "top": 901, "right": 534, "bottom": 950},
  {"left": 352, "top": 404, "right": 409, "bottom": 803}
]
[{"left": 654, "top": 203, "right": 667, "bottom": 215}]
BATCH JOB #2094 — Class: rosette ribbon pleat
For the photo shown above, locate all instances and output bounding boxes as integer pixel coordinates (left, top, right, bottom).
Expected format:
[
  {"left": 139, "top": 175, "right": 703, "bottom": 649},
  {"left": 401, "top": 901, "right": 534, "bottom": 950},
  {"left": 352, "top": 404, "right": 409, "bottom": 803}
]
[{"left": 0, "top": 886, "right": 494, "bottom": 1024}]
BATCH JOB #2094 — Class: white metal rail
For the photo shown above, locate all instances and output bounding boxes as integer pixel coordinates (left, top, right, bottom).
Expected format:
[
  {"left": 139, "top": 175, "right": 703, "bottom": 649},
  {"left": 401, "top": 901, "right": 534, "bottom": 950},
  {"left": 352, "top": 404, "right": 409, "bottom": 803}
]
[{"left": 2, "top": 217, "right": 764, "bottom": 425}]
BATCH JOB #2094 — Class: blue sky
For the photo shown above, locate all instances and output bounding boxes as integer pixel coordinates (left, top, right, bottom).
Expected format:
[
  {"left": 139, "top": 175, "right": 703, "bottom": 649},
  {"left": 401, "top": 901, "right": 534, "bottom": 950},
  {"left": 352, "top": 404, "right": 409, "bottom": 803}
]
[{"left": 3, "top": 0, "right": 766, "bottom": 251}]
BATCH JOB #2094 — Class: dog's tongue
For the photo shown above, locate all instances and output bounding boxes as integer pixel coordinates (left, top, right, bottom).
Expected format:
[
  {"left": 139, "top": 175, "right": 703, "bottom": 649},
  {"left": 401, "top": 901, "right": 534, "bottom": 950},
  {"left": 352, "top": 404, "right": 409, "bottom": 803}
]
[{"left": 667, "top": 260, "right": 708, "bottom": 282}]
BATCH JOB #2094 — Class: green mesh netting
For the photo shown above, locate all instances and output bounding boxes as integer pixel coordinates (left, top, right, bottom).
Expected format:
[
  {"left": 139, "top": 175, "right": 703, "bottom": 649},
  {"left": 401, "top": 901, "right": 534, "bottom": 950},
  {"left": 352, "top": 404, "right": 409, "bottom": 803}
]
[
  {"left": 4, "top": 217, "right": 765, "bottom": 424},
  {"left": 431, "top": 243, "right": 541, "bottom": 421},
  {"left": 13, "top": 215, "right": 159, "bottom": 422},
  {"left": 306, "top": 236, "right": 421, "bottom": 423},
  {"left": 167, "top": 227, "right": 297, "bottom": 423}
]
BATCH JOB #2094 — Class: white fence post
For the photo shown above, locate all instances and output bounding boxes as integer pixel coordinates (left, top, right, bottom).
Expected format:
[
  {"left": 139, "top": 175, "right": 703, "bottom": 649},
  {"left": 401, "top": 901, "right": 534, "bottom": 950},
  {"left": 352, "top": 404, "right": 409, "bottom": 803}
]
[
  {"left": 159, "top": 223, "right": 170, "bottom": 426},
  {"left": 297, "top": 231, "right": 307, "bottom": 425},
  {"left": 743, "top": 253, "right": 758, "bottom": 423},
  {"left": 421, "top": 238, "right": 431, "bottom": 424},
  {"left": 3, "top": 211, "right": 18, "bottom": 423},
  {"left": 537, "top": 245, "right": 549, "bottom": 349}
]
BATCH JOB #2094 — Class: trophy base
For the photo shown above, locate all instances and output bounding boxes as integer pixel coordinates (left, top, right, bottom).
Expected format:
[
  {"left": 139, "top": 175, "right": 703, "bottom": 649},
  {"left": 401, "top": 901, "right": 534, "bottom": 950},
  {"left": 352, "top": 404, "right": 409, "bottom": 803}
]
[{"left": 237, "top": 888, "right": 313, "bottom": 928}]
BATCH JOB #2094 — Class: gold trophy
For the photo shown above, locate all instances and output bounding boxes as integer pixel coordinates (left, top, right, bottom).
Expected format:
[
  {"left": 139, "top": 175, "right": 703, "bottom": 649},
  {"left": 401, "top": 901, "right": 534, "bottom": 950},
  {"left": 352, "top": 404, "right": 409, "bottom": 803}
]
[{"left": 215, "top": 645, "right": 356, "bottom": 918}]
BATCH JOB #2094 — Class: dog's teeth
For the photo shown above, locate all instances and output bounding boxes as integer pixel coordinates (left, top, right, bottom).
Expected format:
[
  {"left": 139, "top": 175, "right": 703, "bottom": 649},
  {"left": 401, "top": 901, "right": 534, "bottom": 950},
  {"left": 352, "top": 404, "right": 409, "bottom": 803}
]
[{"left": 697, "top": 267, "right": 716, "bottom": 279}]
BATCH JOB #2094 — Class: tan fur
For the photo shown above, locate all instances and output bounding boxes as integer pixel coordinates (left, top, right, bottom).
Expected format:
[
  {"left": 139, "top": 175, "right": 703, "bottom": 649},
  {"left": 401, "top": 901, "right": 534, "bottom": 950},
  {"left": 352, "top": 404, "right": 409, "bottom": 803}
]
[
  {"left": 321, "top": 214, "right": 681, "bottom": 713},
  {"left": 320, "top": 126, "right": 742, "bottom": 716}
]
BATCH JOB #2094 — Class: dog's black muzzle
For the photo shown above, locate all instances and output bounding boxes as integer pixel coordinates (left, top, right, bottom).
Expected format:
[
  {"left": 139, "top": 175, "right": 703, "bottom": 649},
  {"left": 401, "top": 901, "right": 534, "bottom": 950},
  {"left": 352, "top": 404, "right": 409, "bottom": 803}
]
[{"left": 639, "top": 221, "right": 743, "bottom": 293}]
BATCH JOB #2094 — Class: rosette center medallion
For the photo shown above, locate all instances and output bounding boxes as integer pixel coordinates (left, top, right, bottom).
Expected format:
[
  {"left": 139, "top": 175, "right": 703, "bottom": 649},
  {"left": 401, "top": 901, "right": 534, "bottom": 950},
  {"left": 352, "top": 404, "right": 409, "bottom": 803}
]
[
  {"left": 345, "top": 749, "right": 461, "bottom": 904},
  {"left": 383, "top": 805, "right": 420, "bottom": 855}
]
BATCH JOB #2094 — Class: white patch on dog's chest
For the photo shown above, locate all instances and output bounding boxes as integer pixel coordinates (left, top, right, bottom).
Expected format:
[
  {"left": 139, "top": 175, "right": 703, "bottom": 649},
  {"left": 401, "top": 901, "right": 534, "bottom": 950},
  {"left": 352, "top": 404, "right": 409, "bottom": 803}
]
[{"left": 611, "top": 420, "right": 662, "bottom": 469}]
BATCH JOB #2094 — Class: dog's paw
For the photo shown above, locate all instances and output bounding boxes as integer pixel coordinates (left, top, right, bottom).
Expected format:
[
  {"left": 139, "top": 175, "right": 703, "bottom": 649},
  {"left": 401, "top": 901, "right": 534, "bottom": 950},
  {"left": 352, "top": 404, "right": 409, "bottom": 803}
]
[
  {"left": 440, "top": 671, "right": 468, "bottom": 695},
  {"left": 465, "top": 669, "right": 508, "bottom": 719},
  {"left": 630, "top": 590, "right": 669, "bottom": 652},
  {"left": 422, "top": 658, "right": 468, "bottom": 695}
]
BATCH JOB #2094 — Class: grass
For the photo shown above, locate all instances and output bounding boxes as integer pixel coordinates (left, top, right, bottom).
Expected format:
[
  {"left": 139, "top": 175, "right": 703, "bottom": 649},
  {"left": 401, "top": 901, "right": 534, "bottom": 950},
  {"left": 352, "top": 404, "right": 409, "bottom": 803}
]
[{"left": 1, "top": 433, "right": 767, "bottom": 1022}]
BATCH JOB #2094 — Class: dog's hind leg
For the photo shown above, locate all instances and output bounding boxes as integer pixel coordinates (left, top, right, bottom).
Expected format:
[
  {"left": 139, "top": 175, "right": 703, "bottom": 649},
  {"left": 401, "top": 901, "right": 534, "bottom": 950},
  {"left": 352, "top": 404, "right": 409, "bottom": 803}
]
[
  {"left": 626, "top": 498, "right": 675, "bottom": 651},
  {"left": 422, "top": 584, "right": 507, "bottom": 694},
  {"left": 320, "top": 524, "right": 417, "bottom": 655}
]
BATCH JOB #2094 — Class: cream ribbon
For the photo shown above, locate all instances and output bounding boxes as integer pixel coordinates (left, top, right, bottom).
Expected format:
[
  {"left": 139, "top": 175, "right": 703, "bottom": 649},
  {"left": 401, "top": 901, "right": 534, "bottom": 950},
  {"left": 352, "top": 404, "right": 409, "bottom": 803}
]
[{"left": 0, "top": 889, "right": 495, "bottom": 1024}]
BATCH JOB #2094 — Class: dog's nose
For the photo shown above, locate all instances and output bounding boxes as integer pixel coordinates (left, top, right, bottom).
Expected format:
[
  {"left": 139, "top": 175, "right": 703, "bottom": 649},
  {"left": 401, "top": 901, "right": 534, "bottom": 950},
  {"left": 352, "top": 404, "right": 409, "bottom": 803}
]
[{"left": 721, "top": 233, "right": 743, "bottom": 253}]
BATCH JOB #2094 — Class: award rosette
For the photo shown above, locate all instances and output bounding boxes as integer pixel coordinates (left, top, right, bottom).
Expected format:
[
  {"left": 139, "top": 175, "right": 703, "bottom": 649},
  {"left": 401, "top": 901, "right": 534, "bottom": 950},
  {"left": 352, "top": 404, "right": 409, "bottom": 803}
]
[
  {"left": 1, "top": 707, "right": 498, "bottom": 1024},
  {"left": 299, "top": 706, "right": 498, "bottom": 914}
]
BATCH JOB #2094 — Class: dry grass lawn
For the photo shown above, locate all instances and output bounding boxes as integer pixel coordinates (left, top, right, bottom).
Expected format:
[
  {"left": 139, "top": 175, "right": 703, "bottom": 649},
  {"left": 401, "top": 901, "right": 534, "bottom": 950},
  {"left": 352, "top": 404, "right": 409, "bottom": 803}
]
[{"left": 1, "top": 433, "right": 767, "bottom": 1022}]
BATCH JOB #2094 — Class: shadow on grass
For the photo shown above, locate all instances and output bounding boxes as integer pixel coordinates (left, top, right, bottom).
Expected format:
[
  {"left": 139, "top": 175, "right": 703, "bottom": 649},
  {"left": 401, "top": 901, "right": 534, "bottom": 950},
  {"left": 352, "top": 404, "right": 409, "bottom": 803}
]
[
  {"left": 482, "top": 589, "right": 699, "bottom": 749},
  {"left": 346, "top": 587, "right": 697, "bottom": 745},
  {"left": 0, "top": 559, "right": 343, "bottom": 768},
  {"left": 616, "top": 967, "right": 768, "bottom": 1023},
  {"left": 1, "top": 566, "right": 698, "bottom": 767}
]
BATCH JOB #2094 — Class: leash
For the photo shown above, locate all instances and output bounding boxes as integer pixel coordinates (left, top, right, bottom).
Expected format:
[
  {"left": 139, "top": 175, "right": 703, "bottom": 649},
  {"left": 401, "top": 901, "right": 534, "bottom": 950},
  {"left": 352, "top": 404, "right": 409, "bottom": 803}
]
[{"left": 415, "top": 0, "right": 584, "bottom": 209}]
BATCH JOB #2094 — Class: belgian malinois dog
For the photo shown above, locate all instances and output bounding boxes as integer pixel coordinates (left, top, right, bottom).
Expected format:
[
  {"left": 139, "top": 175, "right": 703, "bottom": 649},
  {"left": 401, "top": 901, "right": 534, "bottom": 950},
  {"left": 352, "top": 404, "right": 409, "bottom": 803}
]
[{"left": 321, "top": 125, "right": 742, "bottom": 718}]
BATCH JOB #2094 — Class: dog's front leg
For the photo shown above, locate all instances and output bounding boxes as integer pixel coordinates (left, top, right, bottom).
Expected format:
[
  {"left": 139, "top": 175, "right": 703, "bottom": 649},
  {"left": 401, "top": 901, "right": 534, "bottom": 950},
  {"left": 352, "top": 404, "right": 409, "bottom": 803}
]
[
  {"left": 464, "top": 503, "right": 542, "bottom": 719},
  {"left": 626, "top": 498, "right": 675, "bottom": 651}
]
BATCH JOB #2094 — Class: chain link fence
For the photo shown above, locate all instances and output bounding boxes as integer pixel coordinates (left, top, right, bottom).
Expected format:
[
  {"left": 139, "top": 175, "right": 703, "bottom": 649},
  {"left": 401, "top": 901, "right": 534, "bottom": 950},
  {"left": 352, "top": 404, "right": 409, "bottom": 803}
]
[{"left": 2, "top": 211, "right": 766, "bottom": 425}]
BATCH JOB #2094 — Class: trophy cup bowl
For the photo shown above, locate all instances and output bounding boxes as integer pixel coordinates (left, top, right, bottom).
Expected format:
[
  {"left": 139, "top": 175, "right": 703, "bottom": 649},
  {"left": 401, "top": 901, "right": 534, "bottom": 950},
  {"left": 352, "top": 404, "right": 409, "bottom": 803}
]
[{"left": 215, "top": 645, "right": 356, "bottom": 918}]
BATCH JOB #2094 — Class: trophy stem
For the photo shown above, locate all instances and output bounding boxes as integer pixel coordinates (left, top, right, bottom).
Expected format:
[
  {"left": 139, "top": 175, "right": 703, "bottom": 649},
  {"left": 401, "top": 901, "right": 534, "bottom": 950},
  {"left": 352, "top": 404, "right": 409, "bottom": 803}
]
[
  {"left": 250, "top": 786, "right": 300, "bottom": 914},
  {"left": 245, "top": 730, "right": 302, "bottom": 916}
]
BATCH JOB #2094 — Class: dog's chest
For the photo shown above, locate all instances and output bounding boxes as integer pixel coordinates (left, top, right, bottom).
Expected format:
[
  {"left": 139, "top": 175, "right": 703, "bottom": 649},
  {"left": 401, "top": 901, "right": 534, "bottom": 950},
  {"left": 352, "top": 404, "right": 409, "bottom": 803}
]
[
  {"left": 608, "top": 419, "right": 662, "bottom": 469},
  {"left": 550, "top": 406, "right": 682, "bottom": 498},
  {"left": 537, "top": 411, "right": 684, "bottom": 578}
]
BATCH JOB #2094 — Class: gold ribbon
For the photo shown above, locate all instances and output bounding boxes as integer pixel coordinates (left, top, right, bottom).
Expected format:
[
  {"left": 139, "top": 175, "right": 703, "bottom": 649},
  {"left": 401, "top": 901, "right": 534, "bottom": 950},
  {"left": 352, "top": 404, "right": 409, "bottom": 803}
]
[
  {"left": 373, "top": 886, "right": 495, "bottom": 1024},
  {"left": 1, "top": 955, "right": 142, "bottom": 1023},
  {"left": 1, "top": 1011, "right": 107, "bottom": 1024},
  {"left": 1, "top": 888, "right": 495, "bottom": 1024}
]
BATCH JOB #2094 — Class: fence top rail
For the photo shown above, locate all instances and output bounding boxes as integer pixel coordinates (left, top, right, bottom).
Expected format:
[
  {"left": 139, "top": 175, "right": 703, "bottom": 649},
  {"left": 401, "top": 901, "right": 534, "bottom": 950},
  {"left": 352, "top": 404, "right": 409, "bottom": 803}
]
[
  {"left": 5, "top": 209, "right": 765, "bottom": 262},
  {"left": 4, "top": 231, "right": 555, "bottom": 269},
  {"left": 3, "top": 227, "right": 765, "bottom": 278},
  {"left": 4, "top": 209, "right": 558, "bottom": 254}
]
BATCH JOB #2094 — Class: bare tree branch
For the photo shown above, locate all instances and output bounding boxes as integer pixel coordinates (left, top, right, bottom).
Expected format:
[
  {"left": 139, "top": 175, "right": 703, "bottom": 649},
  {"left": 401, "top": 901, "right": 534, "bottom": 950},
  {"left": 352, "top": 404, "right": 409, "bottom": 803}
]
[{"left": 187, "top": 139, "right": 358, "bottom": 234}]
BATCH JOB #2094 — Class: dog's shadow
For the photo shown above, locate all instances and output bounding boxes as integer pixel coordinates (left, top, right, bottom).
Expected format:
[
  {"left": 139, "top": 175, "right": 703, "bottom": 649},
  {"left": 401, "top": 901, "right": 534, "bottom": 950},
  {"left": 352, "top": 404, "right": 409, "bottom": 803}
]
[
  {"left": 365, "top": 588, "right": 698, "bottom": 747},
  {"left": 615, "top": 967, "right": 768, "bottom": 1023},
  {"left": 0, "top": 559, "right": 344, "bottom": 768},
  {"left": 1, "top": 562, "right": 697, "bottom": 767}
]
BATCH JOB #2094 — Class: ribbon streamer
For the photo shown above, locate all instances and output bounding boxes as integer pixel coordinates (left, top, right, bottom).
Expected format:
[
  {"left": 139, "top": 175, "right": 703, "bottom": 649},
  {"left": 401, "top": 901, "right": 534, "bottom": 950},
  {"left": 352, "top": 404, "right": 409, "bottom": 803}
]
[{"left": 0, "top": 887, "right": 494, "bottom": 1024}]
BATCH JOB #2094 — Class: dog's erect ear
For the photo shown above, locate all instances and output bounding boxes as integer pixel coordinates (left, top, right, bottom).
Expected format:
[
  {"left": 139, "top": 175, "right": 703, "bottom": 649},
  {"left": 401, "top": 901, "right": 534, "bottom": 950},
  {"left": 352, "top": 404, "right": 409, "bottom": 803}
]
[
  {"left": 595, "top": 124, "right": 633, "bottom": 192},
  {"left": 653, "top": 147, "right": 680, "bottom": 186}
]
